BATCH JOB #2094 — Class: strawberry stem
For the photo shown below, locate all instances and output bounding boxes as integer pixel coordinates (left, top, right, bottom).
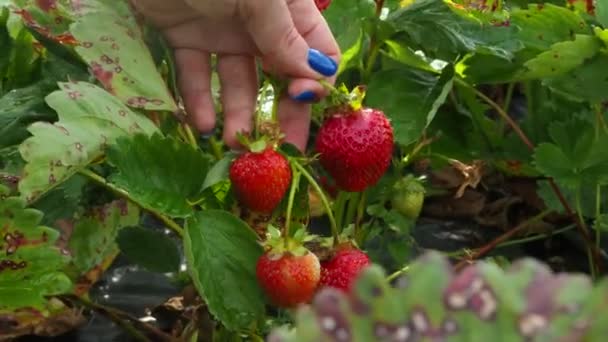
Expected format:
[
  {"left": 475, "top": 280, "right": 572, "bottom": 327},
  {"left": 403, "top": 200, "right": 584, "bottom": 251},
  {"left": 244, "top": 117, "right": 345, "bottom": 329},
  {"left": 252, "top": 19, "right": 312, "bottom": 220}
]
[
  {"left": 78, "top": 168, "right": 184, "bottom": 237},
  {"left": 334, "top": 191, "right": 347, "bottom": 230},
  {"left": 268, "top": 77, "right": 286, "bottom": 123},
  {"left": 354, "top": 190, "right": 368, "bottom": 244},
  {"left": 255, "top": 80, "right": 273, "bottom": 140},
  {"left": 284, "top": 164, "right": 301, "bottom": 246},
  {"left": 344, "top": 192, "right": 361, "bottom": 230},
  {"left": 292, "top": 160, "right": 339, "bottom": 247}
]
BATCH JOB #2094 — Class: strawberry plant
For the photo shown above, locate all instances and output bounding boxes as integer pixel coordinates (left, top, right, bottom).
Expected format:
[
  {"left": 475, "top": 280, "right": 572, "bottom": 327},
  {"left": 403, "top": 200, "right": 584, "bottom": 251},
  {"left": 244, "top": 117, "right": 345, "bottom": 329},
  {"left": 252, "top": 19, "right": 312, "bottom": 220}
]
[{"left": 3, "top": 0, "right": 608, "bottom": 341}]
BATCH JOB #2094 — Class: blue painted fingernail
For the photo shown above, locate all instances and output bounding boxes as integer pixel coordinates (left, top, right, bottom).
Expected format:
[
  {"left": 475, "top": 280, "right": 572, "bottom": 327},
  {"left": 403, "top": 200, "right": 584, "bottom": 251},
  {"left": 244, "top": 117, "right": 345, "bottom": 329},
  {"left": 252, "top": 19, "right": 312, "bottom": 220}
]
[
  {"left": 308, "top": 48, "right": 337, "bottom": 76},
  {"left": 292, "top": 90, "right": 317, "bottom": 102}
]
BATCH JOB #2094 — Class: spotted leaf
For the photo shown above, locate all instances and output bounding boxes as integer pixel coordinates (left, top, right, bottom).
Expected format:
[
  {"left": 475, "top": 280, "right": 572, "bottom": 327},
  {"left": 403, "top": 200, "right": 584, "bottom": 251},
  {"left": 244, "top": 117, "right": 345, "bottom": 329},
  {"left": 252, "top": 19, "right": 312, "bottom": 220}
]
[
  {"left": 269, "top": 252, "right": 608, "bottom": 341},
  {"left": 65, "top": 199, "right": 139, "bottom": 293},
  {"left": 0, "top": 196, "right": 72, "bottom": 314},
  {"left": 518, "top": 34, "right": 600, "bottom": 80},
  {"left": 18, "top": 81, "right": 159, "bottom": 202},
  {"left": 69, "top": 2, "right": 178, "bottom": 112}
]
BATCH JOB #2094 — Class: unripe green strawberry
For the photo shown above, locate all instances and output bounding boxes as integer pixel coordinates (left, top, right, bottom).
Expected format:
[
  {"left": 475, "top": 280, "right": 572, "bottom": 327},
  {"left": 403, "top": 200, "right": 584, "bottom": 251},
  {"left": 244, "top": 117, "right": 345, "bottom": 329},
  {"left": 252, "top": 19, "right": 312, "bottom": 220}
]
[
  {"left": 390, "top": 176, "right": 425, "bottom": 219},
  {"left": 315, "top": 107, "right": 394, "bottom": 192},
  {"left": 229, "top": 147, "right": 291, "bottom": 214}
]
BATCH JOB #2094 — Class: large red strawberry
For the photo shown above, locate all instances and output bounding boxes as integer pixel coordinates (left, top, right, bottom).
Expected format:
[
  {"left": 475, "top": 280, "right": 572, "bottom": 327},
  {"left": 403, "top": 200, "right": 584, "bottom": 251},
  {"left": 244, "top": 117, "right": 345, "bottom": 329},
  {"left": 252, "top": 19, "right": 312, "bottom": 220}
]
[
  {"left": 229, "top": 147, "right": 291, "bottom": 214},
  {"left": 256, "top": 229, "right": 321, "bottom": 307},
  {"left": 319, "top": 246, "right": 371, "bottom": 292},
  {"left": 315, "top": 0, "right": 332, "bottom": 11},
  {"left": 315, "top": 106, "right": 394, "bottom": 192}
]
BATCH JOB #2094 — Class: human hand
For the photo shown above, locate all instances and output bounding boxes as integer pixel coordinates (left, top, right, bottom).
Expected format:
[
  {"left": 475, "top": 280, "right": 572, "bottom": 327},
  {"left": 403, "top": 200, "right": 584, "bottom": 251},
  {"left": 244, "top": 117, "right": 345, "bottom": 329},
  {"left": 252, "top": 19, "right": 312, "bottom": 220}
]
[{"left": 130, "top": 0, "right": 341, "bottom": 151}]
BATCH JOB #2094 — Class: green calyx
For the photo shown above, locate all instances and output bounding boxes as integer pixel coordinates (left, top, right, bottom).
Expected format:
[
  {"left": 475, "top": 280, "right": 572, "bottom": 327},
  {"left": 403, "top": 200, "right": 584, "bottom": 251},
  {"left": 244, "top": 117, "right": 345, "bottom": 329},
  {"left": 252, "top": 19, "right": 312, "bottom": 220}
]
[
  {"left": 318, "top": 81, "right": 368, "bottom": 113},
  {"left": 263, "top": 225, "right": 317, "bottom": 258}
]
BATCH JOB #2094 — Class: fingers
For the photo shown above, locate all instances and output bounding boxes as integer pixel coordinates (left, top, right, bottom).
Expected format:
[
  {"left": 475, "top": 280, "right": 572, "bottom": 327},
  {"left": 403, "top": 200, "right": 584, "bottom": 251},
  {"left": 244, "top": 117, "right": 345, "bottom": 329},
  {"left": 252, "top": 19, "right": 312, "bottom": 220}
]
[
  {"left": 238, "top": 0, "right": 338, "bottom": 80},
  {"left": 216, "top": 54, "right": 259, "bottom": 149},
  {"left": 277, "top": 96, "right": 311, "bottom": 152},
  {"left": 286, "top": 0, "right": 340, "bottom": 100},
  {"left": 174, "top": 48, "right": 216, "bottom": 133}
]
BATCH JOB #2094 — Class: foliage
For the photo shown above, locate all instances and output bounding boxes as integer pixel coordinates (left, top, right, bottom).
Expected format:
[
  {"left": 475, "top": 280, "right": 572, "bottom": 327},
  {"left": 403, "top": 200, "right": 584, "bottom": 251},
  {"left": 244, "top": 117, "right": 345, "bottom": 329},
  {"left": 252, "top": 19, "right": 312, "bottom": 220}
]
[
  {"left": 2, "top": 0, "right": 608, "bottom": 340},
  {"left": 269, "top": 252, "right": 608, "bottom": 341}
]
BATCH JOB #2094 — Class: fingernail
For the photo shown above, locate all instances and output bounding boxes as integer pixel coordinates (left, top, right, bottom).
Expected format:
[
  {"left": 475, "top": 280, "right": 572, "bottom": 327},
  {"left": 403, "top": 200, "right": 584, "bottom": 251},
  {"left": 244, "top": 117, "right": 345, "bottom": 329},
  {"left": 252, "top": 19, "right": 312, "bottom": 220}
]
[
  {"left": 292, "top": 90, "right": 317, "bottom": 102},
  {"left": 199, "top": 129, "right": 216, "bottom": 140},
  {"left": 308, "top": 48, "right": 337, "bottom": 76}
]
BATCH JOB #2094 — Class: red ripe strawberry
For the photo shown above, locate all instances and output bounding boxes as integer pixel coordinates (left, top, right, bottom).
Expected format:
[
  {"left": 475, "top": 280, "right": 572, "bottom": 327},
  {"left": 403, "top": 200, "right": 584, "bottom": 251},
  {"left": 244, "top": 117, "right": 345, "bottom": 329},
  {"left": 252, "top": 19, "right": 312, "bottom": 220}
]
[
  {"left": 315, "top": 107, "right": 394, "bottom": 192},
  {"left": 256, "top": 249, "right": 321, "bottom": 308},
  {"left": 319, "top": 246, "right": 371, "bottom": 292},
  {"left": 315, "top": 0, "right": 332, "bottom": 11},
  {"left": 229, "top": 147, "right": 291, "bottom": 214}
]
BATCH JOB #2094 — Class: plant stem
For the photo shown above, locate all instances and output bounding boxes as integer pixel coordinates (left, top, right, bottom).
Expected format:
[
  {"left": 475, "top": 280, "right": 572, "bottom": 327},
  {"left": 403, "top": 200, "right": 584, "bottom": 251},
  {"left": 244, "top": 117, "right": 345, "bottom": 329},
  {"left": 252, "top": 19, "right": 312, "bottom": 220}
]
[
  {"left": 292, "top": 161, "right": 339, "bottom": 246},
  {"left": 386, "top": 265, "right": 410, "bottom": 282},
  {"left": 502, "top": 82, "right": 516, "bottom": 113},
  {"left": 596, "top": 184, "right": 602, "bottom": 252},
  {"left": 455, "top": 210, "right": 551, "bottom": 270},
  {"left": 344, "top": 192, "right": 361, "bottom": 230},
  {"left": 208, "top": 136, "right": 224, "bottom": 161},
  {"left": 576, "top": 188, "right": 597, "bottom": 279},
  {"left": 595, "top": 104, "right": 608, "bottom": 136},
  {"left": 498, "top": 82, "right": 516, "bottom": 135},
  {"left": 78, "top": 168, "right": 184, "bottom": 237},
  {"left": 355, "top": 190, "right": 368, "bottom": 239},
  {"left": 455, "top": 78, "right": 533, "bottom": 149},
  {"left": 493, "top": 224, "right": 576, "bottom": 248},
  {"left": 362, "top": 0, "right": 385, "bottom": 82},
  {"left": 363, "top": 42, "right": 380, "bottom": 83},
  {"left": 284, "top": 164, "right": 301, "bottom": 245},
  {"left": 59, "top": 295, "right": 173, "bottom": 342},
  {"left": 270, "top": 79, "right": 282, "bottom": 123},
  {"left": 182, "top": 123, "right": 198, "bottom": 148},
  {"left": 334, "top": 191, "right": 348, "bottom": 231}
]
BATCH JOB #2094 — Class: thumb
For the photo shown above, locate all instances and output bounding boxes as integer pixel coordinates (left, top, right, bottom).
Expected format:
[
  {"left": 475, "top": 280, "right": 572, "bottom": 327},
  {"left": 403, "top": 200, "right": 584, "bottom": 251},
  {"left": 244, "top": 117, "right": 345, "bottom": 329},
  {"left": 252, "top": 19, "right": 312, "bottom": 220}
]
[{"left": 238, "top": 0, "right": 338, "bottom": 79}]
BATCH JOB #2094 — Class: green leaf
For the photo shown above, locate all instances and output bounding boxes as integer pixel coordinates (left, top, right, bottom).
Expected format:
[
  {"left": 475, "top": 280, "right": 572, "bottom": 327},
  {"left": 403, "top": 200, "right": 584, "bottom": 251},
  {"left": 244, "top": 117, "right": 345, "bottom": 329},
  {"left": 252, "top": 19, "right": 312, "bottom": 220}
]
[
  {"left": 519, "top": 34, "right": 600, "bottom": 79},
  {"left": 533, "top": 118, "right": 608, "bottom": 187},
  {"left": 544, "top": 54, "right": 608, "bottom": 103},
  {"left": 18, "top": 81, "right": 159, "bottom": 202},
  {"left": 67, "top": 199, "right": 140, "bottom": 275},
  {"left": 387, "top": 0, "right": 519, "bottom": 60},
  {"left": 30, "top": 174, "right": 87, "bottom": 225},
  {"left": 184, "top": 210, "right": 265, "bottom": 331},
  {"left": 382, "top": 39, "right": 435, "bottom": 72},
  {"left": 598, "top": 0, "right": 608, "bottom": 28},
  {"left": 0, "top": 81, "right": 57, "bottom": 148},
  {"left": 460, "top": 3, "right": 592, "bottom": 84},
  {"left": 116, "top": 226, "right": 181, "bottom": 273},
  {"left": 106, "top": 133, "right": 210, "bottom": 218},
  {"left": 0, "top": 196, "right": 72, "bottom": 313},
  {"left": 70, "top": 7, "right": 178, "bottom": 111},
  {"left": 366, "top": 65, "right": 454, "bottom": 146},
  {"left": 322, "top": 0, "right": 375, "bottom": 47},
  {"left": 0, "top": 7, "right": 12, "bottom": 86},
  {"left": 510, "top": 3, "right": 591, "bottom": 51},
  {"left": 202, "top": 153, "right": 235, "bottom": 191},
  {"left": 337, "top": 25, "right": 364, "bottom": 75},
  {"left": 270, "top": 251, "right": 606, "bottom": 341}
]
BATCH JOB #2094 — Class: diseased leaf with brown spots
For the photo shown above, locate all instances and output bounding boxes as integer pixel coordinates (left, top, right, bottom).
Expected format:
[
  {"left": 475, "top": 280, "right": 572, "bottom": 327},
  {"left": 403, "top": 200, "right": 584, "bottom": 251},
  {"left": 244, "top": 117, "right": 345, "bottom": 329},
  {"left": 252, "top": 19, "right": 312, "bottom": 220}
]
[
  {"left": 269, "top": 252, "right": 608, "bottom": 341},
  {"left": 13, "top": 0, "right": 77, "bottom": 45},
  {"left": 65, "top": 199, "right": 139, "bottom": 283},
  {"left": 18, "top": 81, "right": 159, "bottom": 202},
  {"left": 69, "top": 2, "right": 178, "bottom": 111},
  {"left": 0, "top": 195, "right": 72, "bottom": 315}
]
